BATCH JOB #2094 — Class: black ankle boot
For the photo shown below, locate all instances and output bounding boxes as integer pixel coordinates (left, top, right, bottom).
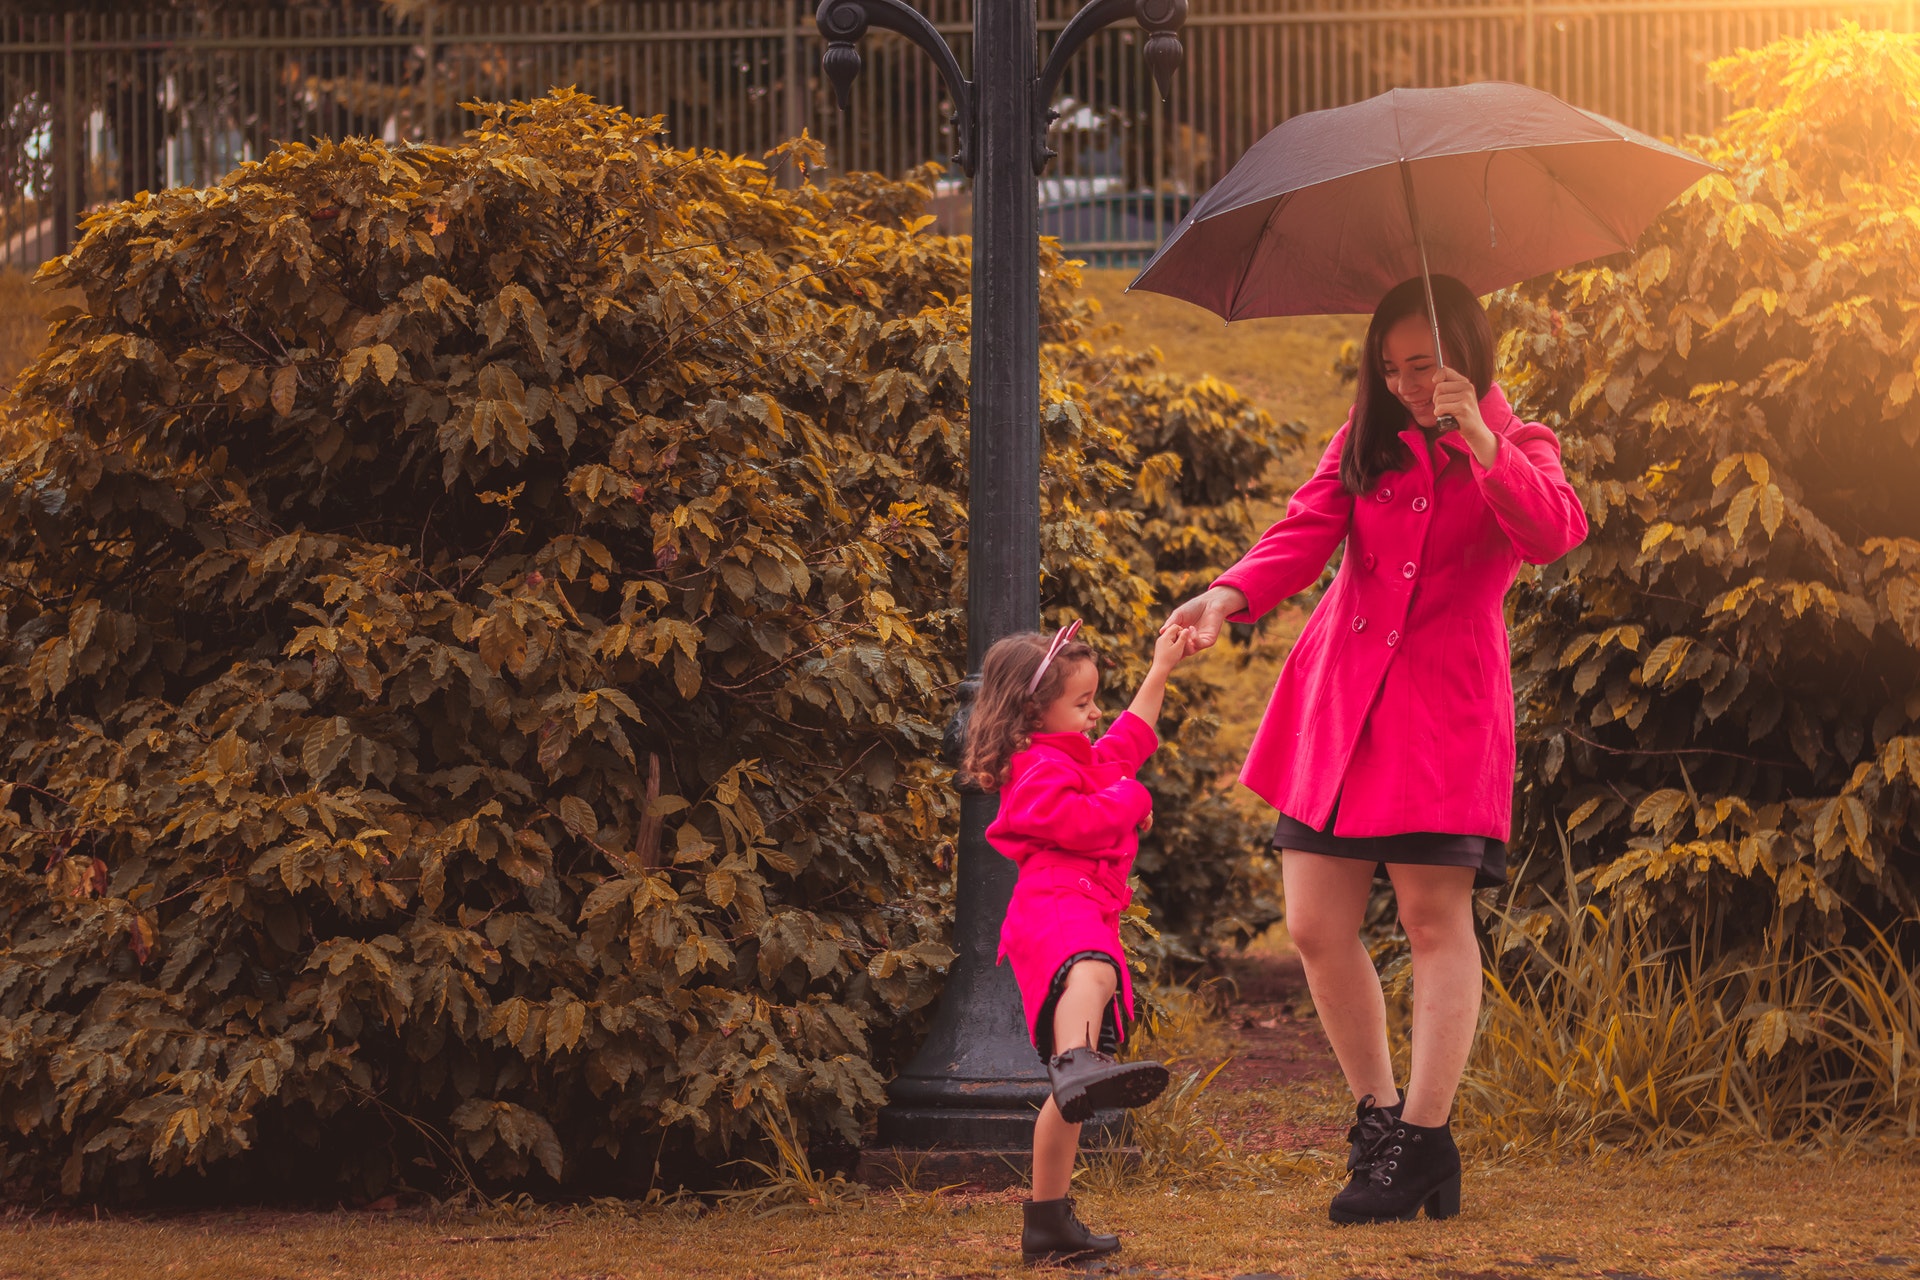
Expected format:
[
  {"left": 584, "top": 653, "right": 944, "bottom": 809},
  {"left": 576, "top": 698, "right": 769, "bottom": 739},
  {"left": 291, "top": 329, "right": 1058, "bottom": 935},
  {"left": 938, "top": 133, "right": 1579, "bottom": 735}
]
[
  {"left": 1329, "top": 1116, "right": 1462, "bottom": 1224},
  {"left": 1021, "top": 1196, "right": 1121, "bottom": 1265},
  {"left": 1343, "top": 1093, "right": 1404, "bottom": 1175},
  {"left": 1046, "top": 1047, "right": 1170, "bottom": 1124}
]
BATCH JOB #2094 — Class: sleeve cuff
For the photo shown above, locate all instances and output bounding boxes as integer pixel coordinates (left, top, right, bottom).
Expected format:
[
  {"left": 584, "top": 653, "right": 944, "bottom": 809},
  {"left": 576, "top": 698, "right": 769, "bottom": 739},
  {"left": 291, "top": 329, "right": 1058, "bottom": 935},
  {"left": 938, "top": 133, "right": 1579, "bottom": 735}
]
[
  {"left": 1211, "top": 573, "right": 1264, "bottom": 624},
  {"left": 1468, "top": 432, "right": 1510, "bottom": 482},
  {"left": 1108, "top": 710, "right": 1160, "bottom": 757}
]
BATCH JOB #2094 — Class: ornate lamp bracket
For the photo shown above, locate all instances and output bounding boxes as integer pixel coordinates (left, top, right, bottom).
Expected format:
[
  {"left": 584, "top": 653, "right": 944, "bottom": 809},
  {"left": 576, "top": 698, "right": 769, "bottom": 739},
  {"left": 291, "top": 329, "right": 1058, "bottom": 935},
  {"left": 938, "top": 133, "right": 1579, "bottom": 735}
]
[
  {"left": 1033, "top": 0, "right": 1188, "bottom": 174},
  {"left": 817, "top": 0, "right": 977, "bottom": 176}
]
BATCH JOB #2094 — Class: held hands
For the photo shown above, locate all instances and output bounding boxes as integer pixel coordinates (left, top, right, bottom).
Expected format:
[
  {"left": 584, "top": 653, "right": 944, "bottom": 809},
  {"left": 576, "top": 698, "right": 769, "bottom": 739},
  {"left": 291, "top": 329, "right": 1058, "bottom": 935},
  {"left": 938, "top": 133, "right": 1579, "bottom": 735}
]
[
  {"left": 1152, "top": 624, "right": 1198, "bottom": 672},
  {"left": 1161, "top": 585, "right": 1249, "bottom": 653},
  {"left": 1137, "top": 811, "right": 1153, "bottom": 837}
]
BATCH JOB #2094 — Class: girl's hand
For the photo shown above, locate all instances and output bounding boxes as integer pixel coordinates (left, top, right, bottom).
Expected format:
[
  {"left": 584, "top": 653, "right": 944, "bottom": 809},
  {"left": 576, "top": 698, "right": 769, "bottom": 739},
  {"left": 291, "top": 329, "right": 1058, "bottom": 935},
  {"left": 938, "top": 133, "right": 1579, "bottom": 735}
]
[
  {"left": 1136, "top": 812, "right": 1153, "bottom": 836},
  {"left": 1152, "top": 624, "right": 1195, "bottom": 672},
  {"left": 1162, "top": 586, "right": 1247, "bottom": 652}
]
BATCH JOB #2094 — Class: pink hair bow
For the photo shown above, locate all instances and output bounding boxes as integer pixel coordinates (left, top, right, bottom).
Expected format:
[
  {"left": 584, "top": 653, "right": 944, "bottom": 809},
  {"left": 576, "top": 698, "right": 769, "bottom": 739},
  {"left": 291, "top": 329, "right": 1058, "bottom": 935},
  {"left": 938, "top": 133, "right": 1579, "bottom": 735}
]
[{"left": 1025, "top": 619, "right": 1083, "bottom": 696}]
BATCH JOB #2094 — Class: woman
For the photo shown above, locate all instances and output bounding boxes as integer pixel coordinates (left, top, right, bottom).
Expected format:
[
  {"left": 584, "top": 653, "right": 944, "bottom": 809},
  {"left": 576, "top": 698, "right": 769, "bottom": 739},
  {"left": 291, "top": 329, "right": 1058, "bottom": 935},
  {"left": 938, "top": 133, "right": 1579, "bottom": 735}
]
[{"left": 1165, "top": 275, "right": 1586, "bottom": 1223}]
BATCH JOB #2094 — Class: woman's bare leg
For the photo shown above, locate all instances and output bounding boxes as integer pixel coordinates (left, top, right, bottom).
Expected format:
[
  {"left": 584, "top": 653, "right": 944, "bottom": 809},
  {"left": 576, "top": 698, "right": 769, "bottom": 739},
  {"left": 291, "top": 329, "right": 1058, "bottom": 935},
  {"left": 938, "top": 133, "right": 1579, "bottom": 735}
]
[
  {"left": 1031, "top": 958, "right": 1118, "bottom": 1201},
  {"left": 1386, "top": 862, "right": 1481, "bottom": 1127},
  {"left": 1281, "top": 851, "right": 1400, "bottom": 1106}
]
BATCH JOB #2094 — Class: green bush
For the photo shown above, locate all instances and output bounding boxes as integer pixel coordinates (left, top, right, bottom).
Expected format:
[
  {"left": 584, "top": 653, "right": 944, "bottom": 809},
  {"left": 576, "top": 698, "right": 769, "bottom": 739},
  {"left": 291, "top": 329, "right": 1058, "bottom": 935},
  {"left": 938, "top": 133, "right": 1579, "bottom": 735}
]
[
  {"left": 1494, "top": 25, "right": 1920, "bottom": 950},
  {"left": 0, "top": 93, "right": 1284, "bottom": 1199}
]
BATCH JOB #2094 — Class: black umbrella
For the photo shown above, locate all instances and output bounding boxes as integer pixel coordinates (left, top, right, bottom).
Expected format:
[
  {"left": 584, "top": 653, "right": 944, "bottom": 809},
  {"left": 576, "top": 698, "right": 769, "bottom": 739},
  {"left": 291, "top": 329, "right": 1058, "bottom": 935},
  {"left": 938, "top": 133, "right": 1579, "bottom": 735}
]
[{"left": 1128, "top": 81, "right": 1716, "bottom": 385}]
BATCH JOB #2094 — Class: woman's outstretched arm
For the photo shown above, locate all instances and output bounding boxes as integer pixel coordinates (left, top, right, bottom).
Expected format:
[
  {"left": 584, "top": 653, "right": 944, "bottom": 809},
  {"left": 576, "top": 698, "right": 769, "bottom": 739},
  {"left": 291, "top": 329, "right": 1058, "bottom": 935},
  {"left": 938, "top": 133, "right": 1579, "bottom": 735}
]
[{"left": 1166, "top": 420, "right": 1356, "bottom": 649}]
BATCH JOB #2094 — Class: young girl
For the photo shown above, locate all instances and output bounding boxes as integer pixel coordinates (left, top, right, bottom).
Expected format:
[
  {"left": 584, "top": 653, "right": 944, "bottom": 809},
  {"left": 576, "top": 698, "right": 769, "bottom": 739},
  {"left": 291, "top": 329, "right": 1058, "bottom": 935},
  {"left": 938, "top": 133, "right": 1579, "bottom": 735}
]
[{"left": 961, "top": 618, "right": 1196, "bottom": 1264}]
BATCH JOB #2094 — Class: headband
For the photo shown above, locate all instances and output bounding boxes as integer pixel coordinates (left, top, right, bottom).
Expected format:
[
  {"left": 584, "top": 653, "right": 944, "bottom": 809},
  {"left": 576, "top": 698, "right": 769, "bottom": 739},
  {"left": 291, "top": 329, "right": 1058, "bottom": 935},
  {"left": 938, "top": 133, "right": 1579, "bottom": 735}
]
[{"left": 1024, "top": 619, "right": 1084, "bottom": 697}]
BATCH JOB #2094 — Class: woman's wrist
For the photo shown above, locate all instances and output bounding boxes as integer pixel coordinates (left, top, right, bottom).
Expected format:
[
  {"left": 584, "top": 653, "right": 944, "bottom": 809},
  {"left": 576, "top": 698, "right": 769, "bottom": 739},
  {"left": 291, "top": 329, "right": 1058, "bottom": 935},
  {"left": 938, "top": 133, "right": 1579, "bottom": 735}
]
[{"left": 1461, "top": 419, "right": 1498, "bottom": 468}]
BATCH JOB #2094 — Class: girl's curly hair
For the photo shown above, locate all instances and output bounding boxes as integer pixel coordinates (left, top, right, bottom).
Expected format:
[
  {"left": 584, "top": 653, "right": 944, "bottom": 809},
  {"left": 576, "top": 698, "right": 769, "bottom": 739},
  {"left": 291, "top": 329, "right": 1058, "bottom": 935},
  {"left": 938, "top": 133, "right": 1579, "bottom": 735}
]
[{"left": 958, "top": 629, "right": 1096, "bottom": 791}]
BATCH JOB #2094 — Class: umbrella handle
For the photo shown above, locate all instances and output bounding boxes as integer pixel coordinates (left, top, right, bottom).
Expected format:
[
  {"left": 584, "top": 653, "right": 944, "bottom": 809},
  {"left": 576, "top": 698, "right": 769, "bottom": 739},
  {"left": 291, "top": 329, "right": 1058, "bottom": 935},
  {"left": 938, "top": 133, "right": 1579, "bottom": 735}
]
[{"left": 1399, "top": 159, "right": 1460, "bottom": 433}]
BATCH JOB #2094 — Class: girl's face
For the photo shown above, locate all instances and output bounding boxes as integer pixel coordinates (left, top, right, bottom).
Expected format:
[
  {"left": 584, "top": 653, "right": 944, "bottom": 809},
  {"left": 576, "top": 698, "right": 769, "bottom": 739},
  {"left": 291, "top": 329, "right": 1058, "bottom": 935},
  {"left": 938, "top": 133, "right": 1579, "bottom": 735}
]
[
  {"left": 1380, "top": 314, "right": 1442, "bottom": 429},
  {"left": 1035, "top": 659, "right": 1101, "bottom": 736}
]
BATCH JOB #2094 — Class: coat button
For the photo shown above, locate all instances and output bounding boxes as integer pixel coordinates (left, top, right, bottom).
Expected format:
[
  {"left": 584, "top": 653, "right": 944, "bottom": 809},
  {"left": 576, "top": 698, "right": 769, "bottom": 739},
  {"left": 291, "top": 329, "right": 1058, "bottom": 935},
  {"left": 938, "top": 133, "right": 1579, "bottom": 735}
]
[
  {"left": 1363, "top": 552, "right": 1376, "bottom": 570},
  {"left": 1402, "top": 561, "right": 1417, "bottom": 579},
  {"left": 1412, "top": 496, "right": 1429, "bottom": 512},
  {"left": 1376, "top": 487, "right": 1394, "bottom": 503},
  {"left": 1387, "top": 630, "right": 1400, "bottom": 646},
  {"left": 1352, "top": 616, "right": 1367, "bottom": 632}
]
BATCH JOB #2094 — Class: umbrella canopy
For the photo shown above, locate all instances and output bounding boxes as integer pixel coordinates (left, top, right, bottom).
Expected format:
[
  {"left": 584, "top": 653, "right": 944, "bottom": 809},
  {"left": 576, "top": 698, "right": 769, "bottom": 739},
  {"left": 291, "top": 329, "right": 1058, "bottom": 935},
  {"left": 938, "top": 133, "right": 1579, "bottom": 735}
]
[{"left": 1127, "top": 82, "right": 1716, "bottom": 320}]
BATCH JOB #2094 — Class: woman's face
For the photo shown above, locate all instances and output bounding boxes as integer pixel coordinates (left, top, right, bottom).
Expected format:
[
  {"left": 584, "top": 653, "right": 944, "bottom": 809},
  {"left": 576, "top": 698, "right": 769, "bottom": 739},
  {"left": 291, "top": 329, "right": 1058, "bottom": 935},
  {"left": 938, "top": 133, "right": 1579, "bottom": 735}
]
[
  {"left": 1036, "top": 660, "right": 1101, "bottom": 736},
  {"left": 1380, "top": 313, "right": 1442, "bottom": 429}
]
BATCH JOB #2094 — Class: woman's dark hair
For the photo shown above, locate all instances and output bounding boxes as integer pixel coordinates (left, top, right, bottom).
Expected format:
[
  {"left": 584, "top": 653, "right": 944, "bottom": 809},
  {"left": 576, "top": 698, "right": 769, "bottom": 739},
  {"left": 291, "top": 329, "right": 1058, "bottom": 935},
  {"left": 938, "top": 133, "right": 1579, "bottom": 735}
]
[
  {"left": 958, "top": 630, "right": 1097, "bottom": 791},
  {"left": 1340, "top": 274, "right": 1494, "bottom": 496}
]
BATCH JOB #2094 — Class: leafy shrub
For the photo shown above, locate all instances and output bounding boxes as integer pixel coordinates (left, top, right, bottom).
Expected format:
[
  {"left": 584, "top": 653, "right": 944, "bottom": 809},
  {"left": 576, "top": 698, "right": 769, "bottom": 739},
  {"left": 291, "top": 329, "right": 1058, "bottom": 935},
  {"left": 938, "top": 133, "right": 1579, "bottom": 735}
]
[
  {"left": 1494, "top": 25, "right": 1920, "bottom": 950},
  {"left": 0, "top": 93, "right": 1284, "bottom": 1199}
]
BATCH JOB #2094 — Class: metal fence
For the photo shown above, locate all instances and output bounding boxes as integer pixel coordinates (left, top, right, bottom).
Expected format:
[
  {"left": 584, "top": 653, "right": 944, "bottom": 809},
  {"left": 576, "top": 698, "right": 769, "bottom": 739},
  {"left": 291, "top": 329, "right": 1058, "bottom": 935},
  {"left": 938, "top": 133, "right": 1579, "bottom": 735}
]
[{"left": 2, "top": 0, "right": 1914, "bottom": 269}]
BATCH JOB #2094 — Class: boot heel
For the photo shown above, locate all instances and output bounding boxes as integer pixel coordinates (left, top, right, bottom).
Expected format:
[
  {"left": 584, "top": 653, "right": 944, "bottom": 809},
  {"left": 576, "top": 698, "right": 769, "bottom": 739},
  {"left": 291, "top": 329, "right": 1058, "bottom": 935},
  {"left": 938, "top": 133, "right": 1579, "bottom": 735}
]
[{"left": 1423, "top": 1173, "right": 1461, "bottom": 1220}]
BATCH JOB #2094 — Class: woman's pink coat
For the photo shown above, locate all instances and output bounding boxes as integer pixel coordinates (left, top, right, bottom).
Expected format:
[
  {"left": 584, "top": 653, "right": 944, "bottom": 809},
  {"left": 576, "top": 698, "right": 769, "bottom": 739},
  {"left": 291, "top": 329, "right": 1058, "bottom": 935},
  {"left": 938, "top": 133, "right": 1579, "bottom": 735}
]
[
  {"left": 1213, "top": 384, "right": 1587, "bottom": 840},
  {"left": 987, "top": 711, "right": 1158, "bottom": 1048}
]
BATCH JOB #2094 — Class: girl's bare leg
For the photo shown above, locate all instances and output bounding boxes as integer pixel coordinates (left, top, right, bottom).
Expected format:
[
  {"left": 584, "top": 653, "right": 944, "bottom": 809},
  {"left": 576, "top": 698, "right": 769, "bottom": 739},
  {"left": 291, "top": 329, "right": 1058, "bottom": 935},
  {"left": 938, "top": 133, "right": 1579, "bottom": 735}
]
[
  {"left": 1281, "top": 850, "right": 1400, "bottom": 1107},
  {"left": 1385, "top": 862, "right": 1481, "bottom": 1127},
  {"left": 1031, "top": 958, "right": 1118, "bottom": 1201}
]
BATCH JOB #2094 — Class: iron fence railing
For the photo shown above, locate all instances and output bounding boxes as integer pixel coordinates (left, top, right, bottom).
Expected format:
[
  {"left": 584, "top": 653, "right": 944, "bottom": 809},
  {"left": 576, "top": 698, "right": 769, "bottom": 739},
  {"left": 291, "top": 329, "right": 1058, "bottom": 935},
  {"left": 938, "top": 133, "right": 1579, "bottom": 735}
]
[{"left": 1, "top": 0, "right": 1913, "bottom": 269}]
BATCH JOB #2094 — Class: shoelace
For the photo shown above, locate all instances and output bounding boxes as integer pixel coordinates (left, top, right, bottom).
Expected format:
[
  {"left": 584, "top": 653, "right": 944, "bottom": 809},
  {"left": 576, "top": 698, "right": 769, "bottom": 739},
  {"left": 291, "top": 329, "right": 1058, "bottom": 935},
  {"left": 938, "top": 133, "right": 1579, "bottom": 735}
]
[
  {"left": 1345, "top": 1104, "right": 1397, "bottom": 1172},
  {"left": 1366, "top": 1125, "right": 1411, "bottom": 1187}
]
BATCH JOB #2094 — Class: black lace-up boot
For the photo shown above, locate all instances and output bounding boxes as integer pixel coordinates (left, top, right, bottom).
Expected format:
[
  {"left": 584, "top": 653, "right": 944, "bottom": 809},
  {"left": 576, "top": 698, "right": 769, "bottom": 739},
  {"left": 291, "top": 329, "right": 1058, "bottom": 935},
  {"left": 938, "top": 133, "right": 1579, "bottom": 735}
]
[
  {"left": 1329, "top": 1116, "right": 1462, "bottom": 1224},
  {"left": 1021, "top": 1196, "right": 1122, "bottom": 1265},
  {"left": 1046, "top": 1046, "right": 1170, "bottom": 1124}
]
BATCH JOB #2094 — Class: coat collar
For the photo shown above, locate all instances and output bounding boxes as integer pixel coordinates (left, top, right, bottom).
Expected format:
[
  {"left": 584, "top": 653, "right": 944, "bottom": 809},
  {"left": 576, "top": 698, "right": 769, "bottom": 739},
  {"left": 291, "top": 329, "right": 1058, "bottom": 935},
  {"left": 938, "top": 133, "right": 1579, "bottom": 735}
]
[
  {"left": 1397, "top": 381, "right": 1520, "bottom": 460},
  {"left": 1027, "top": 730, "right": 1094, "bottom": 764}
]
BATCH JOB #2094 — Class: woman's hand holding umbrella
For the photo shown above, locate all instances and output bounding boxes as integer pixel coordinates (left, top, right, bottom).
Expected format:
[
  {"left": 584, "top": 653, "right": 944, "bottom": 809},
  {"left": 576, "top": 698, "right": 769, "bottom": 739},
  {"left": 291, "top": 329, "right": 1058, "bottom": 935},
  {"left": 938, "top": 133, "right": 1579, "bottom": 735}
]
[{"left": 1429, "top": 367, "right": 1498, "bottom": 468}]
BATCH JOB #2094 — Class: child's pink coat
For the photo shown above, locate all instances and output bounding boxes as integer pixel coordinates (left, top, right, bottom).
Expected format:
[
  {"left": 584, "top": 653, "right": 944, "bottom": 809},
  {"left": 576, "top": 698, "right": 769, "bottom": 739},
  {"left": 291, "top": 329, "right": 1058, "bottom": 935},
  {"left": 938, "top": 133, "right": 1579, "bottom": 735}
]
[{"left": 987, "top": 711, "right": 1159, "bottom": 1050}]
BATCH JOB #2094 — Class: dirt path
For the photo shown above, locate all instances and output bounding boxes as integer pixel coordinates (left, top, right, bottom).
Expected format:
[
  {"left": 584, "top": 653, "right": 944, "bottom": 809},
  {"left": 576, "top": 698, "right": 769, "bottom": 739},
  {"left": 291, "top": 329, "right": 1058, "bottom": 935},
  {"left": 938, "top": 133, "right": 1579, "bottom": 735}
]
[{"left": 1203, "top": 949, "right": 1351, "bottom": 1156}]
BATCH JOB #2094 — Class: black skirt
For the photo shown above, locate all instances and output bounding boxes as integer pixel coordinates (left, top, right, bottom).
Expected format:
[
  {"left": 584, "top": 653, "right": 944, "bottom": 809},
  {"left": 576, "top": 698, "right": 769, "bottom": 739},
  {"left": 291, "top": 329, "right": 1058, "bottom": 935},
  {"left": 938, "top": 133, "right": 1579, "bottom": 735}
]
[
  {"left": 1031, "top": 950, "right": 1125, "bottom": 1064},
  {"left": 1272, "top": 803, "right": 1508, "bottom": 891}
]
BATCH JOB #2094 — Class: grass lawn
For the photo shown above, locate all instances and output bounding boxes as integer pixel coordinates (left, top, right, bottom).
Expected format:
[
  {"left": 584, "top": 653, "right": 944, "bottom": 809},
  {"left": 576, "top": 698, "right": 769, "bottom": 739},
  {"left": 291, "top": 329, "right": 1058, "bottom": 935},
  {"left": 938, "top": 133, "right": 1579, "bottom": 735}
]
[
  {"left": 6, "top": 1127, "right": 1915, "bottom": 1278},
  {"left": 8, "top": 948, "right": 1917, "bottom": 1279},
  {"left": 1073, "top": 267, "right": 1362, "bottom": 444}
]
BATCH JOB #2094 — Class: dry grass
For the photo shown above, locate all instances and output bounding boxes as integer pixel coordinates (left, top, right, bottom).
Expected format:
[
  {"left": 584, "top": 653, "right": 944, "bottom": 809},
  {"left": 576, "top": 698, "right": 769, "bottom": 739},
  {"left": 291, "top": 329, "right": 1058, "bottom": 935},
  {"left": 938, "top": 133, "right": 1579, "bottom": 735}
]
[
  {"left": 1465, "top": 880, "right": 1920, "bottom": 1158},
  {"left": 5, "top": 1155, "right": 1918, "bottom": 1279}
]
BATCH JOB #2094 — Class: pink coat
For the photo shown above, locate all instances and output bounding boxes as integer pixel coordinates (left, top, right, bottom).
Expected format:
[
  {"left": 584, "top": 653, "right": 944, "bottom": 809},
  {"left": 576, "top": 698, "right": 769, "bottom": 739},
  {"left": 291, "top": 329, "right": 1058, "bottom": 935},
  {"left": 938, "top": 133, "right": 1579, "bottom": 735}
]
[
  {"left": 988, "top": 711, "right": 1158, "bottom": 1048},
  {"left": 1213, "top": 384, "right": 1587, "bottom": 841}
]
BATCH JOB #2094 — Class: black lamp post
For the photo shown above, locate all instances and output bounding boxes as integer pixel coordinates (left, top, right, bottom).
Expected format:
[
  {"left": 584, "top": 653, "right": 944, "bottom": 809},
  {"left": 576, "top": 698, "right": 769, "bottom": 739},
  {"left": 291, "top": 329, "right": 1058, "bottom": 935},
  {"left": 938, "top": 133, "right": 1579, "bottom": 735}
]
[{"left": 815, "top": 0, "right": 1188, "bottom": 1163}]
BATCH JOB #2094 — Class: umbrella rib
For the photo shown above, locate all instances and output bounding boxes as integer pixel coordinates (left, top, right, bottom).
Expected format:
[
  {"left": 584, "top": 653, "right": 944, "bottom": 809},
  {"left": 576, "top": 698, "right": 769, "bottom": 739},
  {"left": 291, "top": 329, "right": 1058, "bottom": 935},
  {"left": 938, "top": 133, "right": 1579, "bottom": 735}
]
[
  {"left": 1224, "top": 193, "right": 1292, "bottom": 322},
  {"left": 1513, "top": 147, "right": 1636, "bottom": 253}
]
